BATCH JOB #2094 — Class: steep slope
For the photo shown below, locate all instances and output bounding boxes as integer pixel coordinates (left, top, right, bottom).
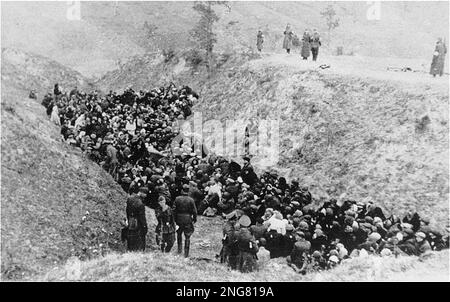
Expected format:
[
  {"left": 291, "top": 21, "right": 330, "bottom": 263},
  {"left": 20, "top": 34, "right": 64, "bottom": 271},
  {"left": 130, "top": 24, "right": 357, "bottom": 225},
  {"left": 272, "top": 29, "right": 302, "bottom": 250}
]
[
  {"left": 2, "top": 1, "right": 448, "bottom": 77},
  {"left": 1, "top": 48, "right": 92, "bottom": 95},
  {"left": 97, "top": 51, "right": 449, "bottom": 233},
  {"left": 1, "top": 50, "right": 127, "bottom": 280}
]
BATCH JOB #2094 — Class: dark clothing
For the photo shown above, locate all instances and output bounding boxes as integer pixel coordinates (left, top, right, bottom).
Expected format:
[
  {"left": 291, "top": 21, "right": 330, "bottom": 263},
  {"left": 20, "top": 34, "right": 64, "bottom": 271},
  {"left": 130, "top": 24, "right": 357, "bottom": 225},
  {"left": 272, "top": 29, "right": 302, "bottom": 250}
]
[
  {"left": 256, "top": 32, "right": 264, "bottom": 51},
  {"left": 173, "top": 194, "right": 198, "bottom": 225},
  {"left": 235, "top": 228, "right": 258, "bottom": 273},
  {"left": 241, "top": 163, "right": 257, "bottom": 187},
  {"left": 173, "top": 193, "right": 197, "bottom": 257},
  {"left": 221, "top": 220, "right": 239, "bottom": 269},
  {"left": 301, "top": 33, "right": 312, "bottom": 59},
  {"left": 311, "top": 47, "right": 319, "bottom": 61},
  {"left": 250, "top": 224, "right": 267, "bottom": 241},
  {"left": 403, "top": 213, "right": 421, "bottom": 232},
  {"left": 126, "top": 195, "right": 148, "bottom": 251},
  {"left": 189, "top": 187, "right": 204, "bottom": 210},
  {"left": 430, "top": 41, "right": 447, "bottom": 76},
  {"left": 290, "top": 240, "right": 311, "bottom": 270},
  {"left": 265, "top": 230, "right": 283, "bottom": 258},
  {"left": 310, "top": 33, "right": 321, "bottom": 61},
  {"left": 281, "top": 232, "right": 297, "bottom": 257}
]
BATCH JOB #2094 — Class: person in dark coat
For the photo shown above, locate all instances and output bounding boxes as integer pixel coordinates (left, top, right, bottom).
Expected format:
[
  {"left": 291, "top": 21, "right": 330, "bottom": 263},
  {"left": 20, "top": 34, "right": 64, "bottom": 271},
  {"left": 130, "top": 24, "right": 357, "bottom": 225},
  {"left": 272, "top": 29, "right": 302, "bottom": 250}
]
[
  {"left": 188, "top": 181, "right": 204, "bottom": 210},
  {"left": 54, "top": 83, "right": 62, "bottom": 97},
  {"left": 241, "top": 156, "right": 257, "bottom": 187},
  {"left": 155, "top": 196, "right": 176, "bottom": 253},
  {"left": 288, "top": 231, "right": 311, "bottom": 273},
  {"left": 301, "top": 29, "right": 312, "bottom": 60},
  {"left": 256, "top": 30, "right": 264, "bottom": 52},
  {"left": 235, "top": 215, "right": 258, "bottom": 273},
  {"left": 173, "top": 184, "right": 197, "bottom": 257},
  {"left": 250, "top": 217, "right": 268, "bottom": 242},
  {"left": 282, "top": 23, "right": 294, "bottom": 54},
  {"left": 402, "top": 210, "right": 421, "bottom": 232},
  {"left": 125, "top": 187, "right": 148, "bottom": 252},
  {"left": 430, "top": 38, "right": 447, "bottom": 77},
  {"left": 310, "top": 29, "right": 321, "bottom": 61},
  {"left": 264, "top": 228, "right": 283, "bottom": 258},
  {"left": 281, "top": 224, "right": 297, "bottom": 257}
]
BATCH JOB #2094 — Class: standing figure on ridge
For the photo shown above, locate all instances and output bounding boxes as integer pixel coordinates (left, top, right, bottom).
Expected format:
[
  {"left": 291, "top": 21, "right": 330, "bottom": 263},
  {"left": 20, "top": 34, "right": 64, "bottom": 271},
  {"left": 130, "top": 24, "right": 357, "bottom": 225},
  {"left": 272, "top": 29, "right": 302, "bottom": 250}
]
[
  {"left": 283, "top": 23, "right": 294, "bottom": 54},
  {"left": 430, "top": 37, "right": 447, "bottom": 77},
  {"left": 301, "top": 29, "right": 312, "bottom": 60},
  {"left": 257, "top": 30, "right": 265, "bottom": 52},
  {"left": 310, "top": 29, "right": 321, "bottom": 62}
]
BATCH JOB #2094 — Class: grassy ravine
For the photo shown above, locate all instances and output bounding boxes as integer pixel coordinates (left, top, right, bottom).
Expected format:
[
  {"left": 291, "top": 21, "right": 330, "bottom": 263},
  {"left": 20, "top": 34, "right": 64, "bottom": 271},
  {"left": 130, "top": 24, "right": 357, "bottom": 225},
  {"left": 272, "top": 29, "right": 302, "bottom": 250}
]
[
  {"left": 41, "top": 214, "right": 449, "bottom": 282},
  {"left": 1, "top": 51, "right": 125, "bottom": 280},
  {"left": 98, "top": 51, "right": 449, "bottom": 233}
]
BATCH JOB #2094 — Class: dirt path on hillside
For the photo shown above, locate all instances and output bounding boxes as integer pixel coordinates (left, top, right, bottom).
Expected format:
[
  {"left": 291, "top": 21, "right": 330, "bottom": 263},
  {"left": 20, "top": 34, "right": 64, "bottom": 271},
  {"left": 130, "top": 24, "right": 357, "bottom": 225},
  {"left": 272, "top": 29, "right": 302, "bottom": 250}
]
[{"left": 248, "top": 52, "right": 449, "bottom": 94}]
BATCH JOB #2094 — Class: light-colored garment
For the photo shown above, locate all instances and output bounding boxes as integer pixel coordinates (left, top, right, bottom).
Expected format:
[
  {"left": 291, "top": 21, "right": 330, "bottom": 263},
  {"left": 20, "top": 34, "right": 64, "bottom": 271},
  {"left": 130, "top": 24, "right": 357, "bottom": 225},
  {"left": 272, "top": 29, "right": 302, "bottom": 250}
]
[
  {"left": 74, "top": 113, "right": 85, "bottom": 130},
  {"left": 283, "top": 25, "right": 293, "bottom": 49},
  {"left": 266, "top": 216, "right": 286, "bottom": 235},
  {"left": 257, "top": 246, "right": 271, "bottom": 269},
  {"left": 208, "top": 183, "right": 222, "bottom": 200},
  {"left": 125, "top": 120, "right": 136, "bottom": 134},
  {"left": 50, "top": 105, "right": 61, "bottom": 126}
]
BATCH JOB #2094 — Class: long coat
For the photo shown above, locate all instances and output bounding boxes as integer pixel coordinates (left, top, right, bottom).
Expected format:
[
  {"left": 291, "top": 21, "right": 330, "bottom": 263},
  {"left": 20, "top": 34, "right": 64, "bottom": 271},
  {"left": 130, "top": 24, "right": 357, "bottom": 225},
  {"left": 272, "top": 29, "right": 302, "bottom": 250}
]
[
  {"left": 256, "top": 32, "right": 264, "bottom": 51},
  {"left": 301, "top": 33, "right": 312, "bottom": 58},
  {"left": 430, "top": 41, "right": 447, "bottom": 76},
  {"left": 283, "top": 26, "right": 294, "bottom": 50},
  {"left": 126, "top": 195, "right": 148, "bottom": 251}
]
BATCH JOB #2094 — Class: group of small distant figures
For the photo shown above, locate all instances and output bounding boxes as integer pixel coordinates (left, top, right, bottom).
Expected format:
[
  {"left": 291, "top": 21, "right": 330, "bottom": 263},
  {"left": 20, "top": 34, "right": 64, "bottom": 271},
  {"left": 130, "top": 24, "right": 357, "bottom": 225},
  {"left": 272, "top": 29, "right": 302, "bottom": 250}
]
[{"left": 256, "top": 24, "right": 322, "bottom": 61}]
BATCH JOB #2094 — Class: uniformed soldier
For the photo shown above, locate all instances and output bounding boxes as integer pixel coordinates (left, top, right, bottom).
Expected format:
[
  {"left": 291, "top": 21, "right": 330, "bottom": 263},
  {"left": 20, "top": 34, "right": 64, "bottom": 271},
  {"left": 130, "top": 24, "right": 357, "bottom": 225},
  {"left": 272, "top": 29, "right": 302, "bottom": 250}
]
[
  {"left": 173, "top": 184, "right": 198, "bottom": 257},
  {"left": 235, "top": 215, "right": 259, "bottom": 273}
]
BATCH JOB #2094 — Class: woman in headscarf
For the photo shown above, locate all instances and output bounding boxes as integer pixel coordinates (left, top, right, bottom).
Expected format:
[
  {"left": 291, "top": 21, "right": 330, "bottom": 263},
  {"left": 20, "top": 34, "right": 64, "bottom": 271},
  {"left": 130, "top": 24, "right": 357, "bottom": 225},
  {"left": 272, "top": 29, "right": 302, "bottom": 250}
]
[
  {"left": 50, "top": 103, "right": 61, "bottom": 126},
  {"left": 282, "top": 23, "right": 294, "bottom": 54},
  {"left": 301, "top": 29, "right": 312, "bottom": 60}
]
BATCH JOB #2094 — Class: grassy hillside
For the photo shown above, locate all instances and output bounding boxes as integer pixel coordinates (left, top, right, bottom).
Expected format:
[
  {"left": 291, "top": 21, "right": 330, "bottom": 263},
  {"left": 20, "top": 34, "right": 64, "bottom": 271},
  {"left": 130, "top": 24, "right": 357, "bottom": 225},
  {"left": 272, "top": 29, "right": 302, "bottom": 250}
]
[
  {"left": 2, "top": 1, "right": 448, "bottom": 77},
  {"left": 97, "top": 51, "right": 449, "bottom": 234},
  {"left": 1, "top": 50, "right": 127, "bottom": 280}
]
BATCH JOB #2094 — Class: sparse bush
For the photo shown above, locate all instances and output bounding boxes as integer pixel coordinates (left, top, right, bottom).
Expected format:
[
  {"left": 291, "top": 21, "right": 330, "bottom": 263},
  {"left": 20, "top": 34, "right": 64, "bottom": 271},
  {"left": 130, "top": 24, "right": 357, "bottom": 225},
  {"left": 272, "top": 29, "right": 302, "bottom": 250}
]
[
  {"left": 215, "top": 52, "right": 232, "bottom": 69},
  {"left": 415, "top": 115, "right": 431, "bottom": 132},
  {"left": 185, "top": 49, "right": 204, "bottom": 68},
  {"left": 162, "top": 49, "right": 176, "bottom": 63},
  {"left": 3, "top": 103, "right": 16, "bottom": 115}
]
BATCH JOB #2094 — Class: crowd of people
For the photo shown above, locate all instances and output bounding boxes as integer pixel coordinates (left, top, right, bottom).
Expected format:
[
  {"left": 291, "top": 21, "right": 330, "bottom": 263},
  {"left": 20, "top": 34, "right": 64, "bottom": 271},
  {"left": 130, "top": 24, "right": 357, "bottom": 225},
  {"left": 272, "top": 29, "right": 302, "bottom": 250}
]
[{"left": 40, "top": 84, "right": 448, "bottom": 275}]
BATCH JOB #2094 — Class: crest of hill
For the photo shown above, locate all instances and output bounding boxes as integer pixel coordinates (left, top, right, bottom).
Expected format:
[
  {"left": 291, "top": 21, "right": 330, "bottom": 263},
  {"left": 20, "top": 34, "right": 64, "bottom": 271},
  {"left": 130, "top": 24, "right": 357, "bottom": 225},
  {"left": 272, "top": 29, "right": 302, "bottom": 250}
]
[
  {"left": 1, "top": 1, "right": 448, "bottom": 77},
  {"left": 1, "top": 49, "right": 126, "bottom": 280}
]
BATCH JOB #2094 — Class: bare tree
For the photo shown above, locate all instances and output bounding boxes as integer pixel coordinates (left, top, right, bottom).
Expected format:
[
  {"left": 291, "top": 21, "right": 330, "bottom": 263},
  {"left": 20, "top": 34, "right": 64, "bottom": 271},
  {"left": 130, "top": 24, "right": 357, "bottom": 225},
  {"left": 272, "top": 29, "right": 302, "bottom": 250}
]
[
  {"left": 320, "top": 5, "right": 340, "bottom": 46},
  {"left": 189, "top": 1, "right": 230, "bottom": 75}
]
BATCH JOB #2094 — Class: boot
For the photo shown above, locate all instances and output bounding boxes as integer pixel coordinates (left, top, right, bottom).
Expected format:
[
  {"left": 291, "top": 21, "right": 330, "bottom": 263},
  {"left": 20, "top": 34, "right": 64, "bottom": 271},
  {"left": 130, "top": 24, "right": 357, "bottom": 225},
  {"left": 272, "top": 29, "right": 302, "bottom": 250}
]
[
  {"left": 177, "top": 233, "right": 183, "bottom": 254},
  {"left": 184, "top": 239, "right": 190, "bottom": 258}
]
